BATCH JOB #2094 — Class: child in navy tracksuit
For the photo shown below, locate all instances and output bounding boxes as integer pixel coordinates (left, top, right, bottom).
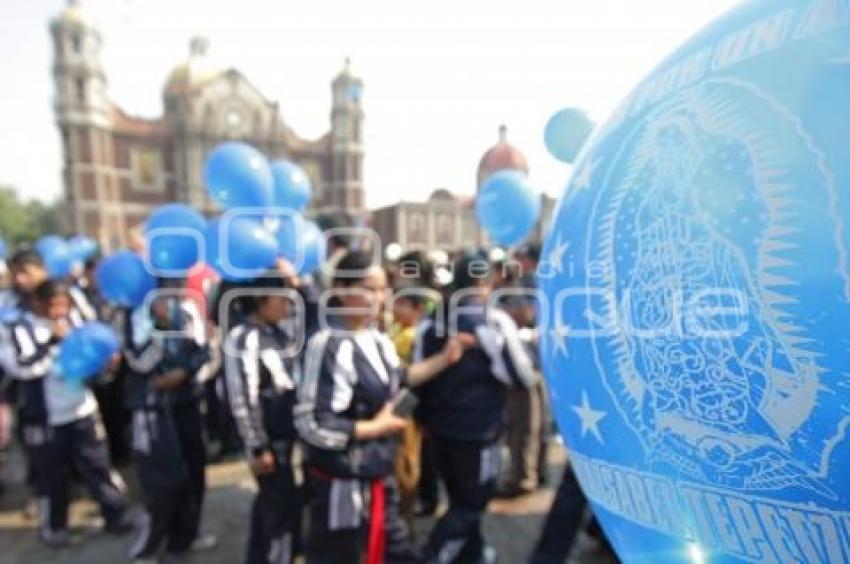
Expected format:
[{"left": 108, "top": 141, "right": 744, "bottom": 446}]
[
  {"left": 295, "top": 251, "right": 470, "bottom": 564},
  {"left": 123, "top": 284, "right": 213, "bottom": 560},
  {"left": 4, "top": 280, "right": 130, "bottom": 547},
  {"left": 416, "top": 253, "right": 537, "bottom": 564},
  {"left": 224, "top": 275, "right": 302, "bottom": 564}
]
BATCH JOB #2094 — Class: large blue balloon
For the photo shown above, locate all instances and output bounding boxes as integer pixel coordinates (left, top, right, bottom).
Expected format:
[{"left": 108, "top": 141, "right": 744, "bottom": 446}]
[
  {"left": 271, "top": 160, "right": 312, "bottom": 212},
  {"left": 543, "top": 107, "right": 595, "bottom": 164},
  {"left": 475, "top": 170, "right": 540, "bottom": 247},
  {"left": 204, "top": 216, "right": 278, "bottom": 281},
  {"left": 297, "top": 220, "right": 326, "bottom": 276},
  {"left": 0, "top": 238, "right": 7, "bottom": 260},
  {"left": 36, "top": 235, "right": 74, "bottom": 279},
  {"left": 540, "top": 3, "right": 850, "bottom": 563},
  {"left": 203, "top": 142, "right": 273, "bottom": 209},
  {"left": 56, "top": 322, "right": 119, "bottom": 383},
  {"left": 96, "top": 250, "right": 156, "bottom": 307},
  {"left": 145, "top": 203, "right": 206, "bottom": 274}
]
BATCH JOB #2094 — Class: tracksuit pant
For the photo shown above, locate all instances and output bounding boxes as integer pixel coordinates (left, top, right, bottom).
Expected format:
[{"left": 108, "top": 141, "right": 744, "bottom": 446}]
[
  {"left": 424, "top": 438, "right": 501, "bottom": 564},
  {"left": 129, "top": 401, "right": 206, "bottom": 558},
  {"left": 22, "top": 414, "right": 128, "bottom": 538},
  {"left": 246, "top": 440, "right": 301, "bottom": 564},
  {"left": 305, "top": 472, "right": 416, "bottom": 564}
]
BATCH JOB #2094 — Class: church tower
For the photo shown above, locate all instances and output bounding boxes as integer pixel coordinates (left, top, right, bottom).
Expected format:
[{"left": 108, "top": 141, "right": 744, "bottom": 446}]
[
  {"left": 50, "top": 0, "right": 115, "bottom": 243},
  {"left": 328, "top": 58, "right": 365, "bottom": 217}
]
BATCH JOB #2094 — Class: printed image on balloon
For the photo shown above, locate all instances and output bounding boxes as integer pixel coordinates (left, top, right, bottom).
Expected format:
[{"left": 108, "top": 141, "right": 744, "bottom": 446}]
[
  {"left": 203, "top": 142, "right": 273, "bottom": 209},
  {"left": 475, "top": 169, "right": 541, "bottom": 247},
  {"left": 538, "top": 2, "right": 850, "bottom": 563},
  {"left": 96, "top": 250, "right": 157, "bottom": 307},
  {"left": 543, "top": 107, "right": 595, "bottom": 164}
]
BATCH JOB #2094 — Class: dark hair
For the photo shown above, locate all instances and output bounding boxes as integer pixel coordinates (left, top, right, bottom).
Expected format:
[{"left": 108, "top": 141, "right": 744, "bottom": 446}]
[
  {"left": 397, "top": 250, "right": 435, "bottom": 289},
  {"left": 241, "top": 273, "right": 289, "bottom": 313},
  {"left": 9, "top": 248, "right": 43, "bottom": 270},
  {"left": 33, "top": 279, "right": 70, "bottom": 303},
  {"left": 451, "top": 251, "right": 490, "bottom": 292},
  {"left": 333, "top": 250, "right": 380, "bottom": 287},
  {"left": 517, "top": 243, "right": 542, "bottom": 263}
]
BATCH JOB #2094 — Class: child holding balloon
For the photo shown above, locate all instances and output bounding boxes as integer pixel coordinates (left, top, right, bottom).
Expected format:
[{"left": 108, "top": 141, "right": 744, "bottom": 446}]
[
  {"left": 2, "top": 280, "right": 131, "bottom": 547},
  {"left": 223, "top": 274, "right": 302, "bottom": 564},
  {"left": 123, "top": 281, "right": 216, "bottom": 561}
]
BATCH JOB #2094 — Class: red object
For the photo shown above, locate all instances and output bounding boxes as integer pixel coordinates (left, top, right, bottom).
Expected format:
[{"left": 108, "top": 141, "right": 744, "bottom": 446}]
[
  {"left": 367, "top": 479, "right": 386, "bottom": 564},
  {"left": 185, "top": 263, "right": 219, "bottom": 318}
]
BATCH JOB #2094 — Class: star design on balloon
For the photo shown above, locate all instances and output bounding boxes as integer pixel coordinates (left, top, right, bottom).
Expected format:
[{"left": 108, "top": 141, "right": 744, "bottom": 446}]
[
  {"left": 547, "top": 235, "right": 569, "bottom": 274},
  {"left": 572, "top": 390, "right": 607, "bottom": 444},
  {"left": 549, "top": 319, "right": 571, "bottom": 357},
  {"left": 571, "top": 158, "right": 599, "bottom": 194}
]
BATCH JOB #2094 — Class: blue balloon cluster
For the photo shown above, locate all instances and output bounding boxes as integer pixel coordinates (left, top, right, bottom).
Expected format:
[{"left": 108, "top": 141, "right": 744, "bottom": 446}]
[
  {"left": 204, "top": 216, "right": 279, "bottom": 281},
  {"left": 475, "top": 170, "right": 540, "bottom": 247},
  {"left": 203, "top": 142, "right": 273, "bottom": 209},
  {"left": 271, "top": 160, "right": 312, "bottom": 212},
  {"left": 540, "top": 2, "right": 850, "bottom": 562},
  {"left": 36, "top": 235, "right": 74, "bottom": 279},
  {"left": 67, "top": 235, "right": 97, "bottom": 263},
  {"left": 145, "top": 203, "right": 206, "bottom": 274},
  {"left": 96, "top": 250, "right": 157, "bottom": 307},
  {"left": 56, "top": 322, "right": 119, "bottom": 383}
]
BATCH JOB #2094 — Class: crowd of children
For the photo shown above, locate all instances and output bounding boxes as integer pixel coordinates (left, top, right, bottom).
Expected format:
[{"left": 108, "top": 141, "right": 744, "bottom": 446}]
[{"left": 0, "top": 233, "right": 611, "bottom": 564}]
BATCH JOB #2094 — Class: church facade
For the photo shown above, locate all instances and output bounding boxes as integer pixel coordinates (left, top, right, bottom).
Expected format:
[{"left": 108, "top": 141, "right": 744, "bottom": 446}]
[{"left": 51, "top": 2, "right": 364, "bottom": 251}]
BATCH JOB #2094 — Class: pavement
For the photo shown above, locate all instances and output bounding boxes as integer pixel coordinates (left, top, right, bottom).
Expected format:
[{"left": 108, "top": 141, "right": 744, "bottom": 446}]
[{"left": 0, "top": 443, "right": 619, "bottom": 564}]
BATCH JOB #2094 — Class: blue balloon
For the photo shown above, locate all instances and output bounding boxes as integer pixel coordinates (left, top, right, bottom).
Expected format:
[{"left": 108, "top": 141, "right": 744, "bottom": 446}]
[
  {"left": 36, "top": 235, "right": 74, "bottom": 279},
  {"left": 271, "top": 160, "right": 312, "bottom": 212},
  {"left": 274, "top": 215, "right": 326, "bottom": 275},
  {"left": 540, "top": 3, "right": 850, "bottom": 562},
  {"left": 204, "top": 216, "right": 278, "bottom": 281},
  {"left": 203, "top": 142, "right": 273, "bottom": 209},
  {"left": 145, "top": 203, "right": 206, "bottom": 274},
  {"left": 299, "top": 220, "right": 326, "bottom": 276},
  {"left": 543, "top": 107, "right": 595, "bottom": 164},
  {"left": 475, "top": 170, "right": 540, "bottom": 247},
  {"left": 56, "top": 322, "right": 119, "bottom": 383},
  {"left": 67, "top": 235, "right": 98, "bottom": 266},
  {"left": 0, "top": 238, "right": 6, "bottom": 260},
  {"left": 96, "top": 250, "right": 156, "bottom": 307}
]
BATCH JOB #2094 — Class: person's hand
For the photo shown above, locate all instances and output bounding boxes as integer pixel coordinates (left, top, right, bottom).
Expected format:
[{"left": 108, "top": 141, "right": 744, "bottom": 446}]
[
  {"left": 355, "top": 402, "right": 409, "bottom": 440},
  {"left": 107, "top": 353, "right": 122, "bottom": 372},
  {"left": 251, "top": 450, "right": 276, "bottom": 475},
  {"left": 51, "top": 319, "right": 70, "bottom": 339},
  {"left": 442, "top": 332, "right": 476, "bottom": 365},
  {"left": 153, "top": 368, "right": 188, "bottom": 390}
]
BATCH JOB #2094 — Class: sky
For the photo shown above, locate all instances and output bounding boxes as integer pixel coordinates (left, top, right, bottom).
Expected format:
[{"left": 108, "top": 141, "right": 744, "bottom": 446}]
[{"left": 0, "top": 0, "right": 740, "bottom": 209}]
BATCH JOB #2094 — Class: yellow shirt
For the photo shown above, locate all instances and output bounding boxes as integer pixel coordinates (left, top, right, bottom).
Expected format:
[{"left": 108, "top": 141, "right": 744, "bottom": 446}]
[{"left": 390, "top": 323, "right": 417, "bottom": 365}]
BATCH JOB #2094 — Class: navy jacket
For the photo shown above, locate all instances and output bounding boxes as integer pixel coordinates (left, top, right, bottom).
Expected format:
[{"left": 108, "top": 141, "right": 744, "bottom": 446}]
[
  {"left": 224, "top": 318, "right": 300, "bottom": 457},
  {"left": 296, "top": 327, "right": 404, "bottom": 480},
  {"left": 414, "top": 296, "right": 537, "bottom": 442}
]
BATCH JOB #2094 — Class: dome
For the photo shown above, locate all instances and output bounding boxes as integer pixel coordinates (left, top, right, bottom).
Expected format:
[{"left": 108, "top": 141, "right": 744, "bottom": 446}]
[
  {"left": 54, "top": 0, "right": 94, "bottom": 28},
  {"left": 428, "top": 188, "right": 456, "bottom": 201},
  {"left": 477, "top": 125, "right": 529, "bottom": 187},
  {"left": 164, "top": 37, "right": 223, "bottom": 97}
]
